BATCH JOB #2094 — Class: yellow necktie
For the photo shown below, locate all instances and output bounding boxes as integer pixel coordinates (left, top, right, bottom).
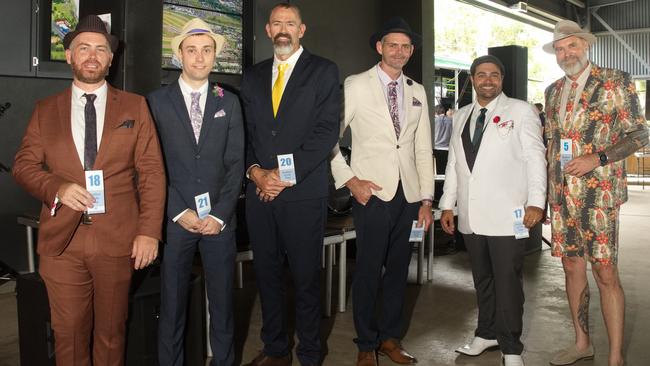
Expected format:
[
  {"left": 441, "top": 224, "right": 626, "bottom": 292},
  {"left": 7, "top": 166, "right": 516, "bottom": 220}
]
[{"left": 272, "top": 63, "right": 288, "bottom": 117}]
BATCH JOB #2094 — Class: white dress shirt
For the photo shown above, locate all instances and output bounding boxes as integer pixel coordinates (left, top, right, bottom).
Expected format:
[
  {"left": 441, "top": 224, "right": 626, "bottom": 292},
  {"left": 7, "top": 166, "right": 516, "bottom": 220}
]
[
  {"left": 271, "top": 46, "right": 304, "bottom": 91},
  {"left": 172, "top": 76, "right": 224, "bottom": 230},
  {"left": 178, "top": 75, "right": 209, "bottom": 120},
  {"left": 71, "top": 82, "right": 108, "bottom": 165},
  {"left": 376, "top": 64, "right": 406, "bottom": 130}
]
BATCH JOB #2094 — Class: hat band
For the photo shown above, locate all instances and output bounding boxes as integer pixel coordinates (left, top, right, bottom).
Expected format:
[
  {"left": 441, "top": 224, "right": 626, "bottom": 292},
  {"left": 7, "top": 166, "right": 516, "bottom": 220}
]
[{"left": 187, "top": 28, "right": 210, "bottom": 34}]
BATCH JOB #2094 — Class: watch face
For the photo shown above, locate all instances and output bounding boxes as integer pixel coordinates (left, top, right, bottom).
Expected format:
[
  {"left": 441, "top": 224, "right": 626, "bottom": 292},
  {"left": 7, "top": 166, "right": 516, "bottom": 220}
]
[{"left": 600, "top": 153, "right": 608, "bottom": 165}]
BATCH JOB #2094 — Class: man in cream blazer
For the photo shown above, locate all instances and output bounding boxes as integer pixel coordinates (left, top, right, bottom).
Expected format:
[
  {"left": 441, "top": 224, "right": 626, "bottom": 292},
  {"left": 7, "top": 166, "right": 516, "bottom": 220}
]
[
  {"left": 439, "top": 55, "right": 546, "bottom": 366},
  {"left": 331, "top": 17, "right": 433, "bottom": 366}
]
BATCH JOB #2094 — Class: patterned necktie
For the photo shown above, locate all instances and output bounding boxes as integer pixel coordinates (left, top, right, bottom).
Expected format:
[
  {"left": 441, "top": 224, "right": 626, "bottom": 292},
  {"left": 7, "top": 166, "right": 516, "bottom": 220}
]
[
  {"left": 83, "top": 93, "right": 97, "bottom": 170},
  {"left": 388, "top": 80, "right": 400, "bottom": 139},
  {"left": 562, "top": 81, "right": 579, "bottom": 130},
  {"left": 190, "top": 91, "right": 202, "bottom": 143},
  {"left": 272, "top": 63, "right": 288, "bottom": 117},
  {"left": 471, "top": 108, "right": 487, "bottom": 148}
]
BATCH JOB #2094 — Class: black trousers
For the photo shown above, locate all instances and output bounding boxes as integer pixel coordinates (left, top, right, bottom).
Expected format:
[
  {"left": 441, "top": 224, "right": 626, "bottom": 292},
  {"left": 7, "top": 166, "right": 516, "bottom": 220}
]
[
  {"left": 352, "top": 184, "right": 419, "bottom": 352},
  {"left": 246, "top": 196, "right": 327, "bottom": 365},
  {"left": 462, "top": 233, "right": 525, "bottom": 355}
]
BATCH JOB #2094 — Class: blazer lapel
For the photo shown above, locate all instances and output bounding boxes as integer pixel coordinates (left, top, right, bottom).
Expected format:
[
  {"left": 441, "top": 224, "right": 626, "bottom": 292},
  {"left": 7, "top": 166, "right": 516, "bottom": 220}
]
[
  {"left": 94, "top": 86, "right": 121, "bottom": 169},
  {"left": 275, "top": 50, "right": 310, "bottom": 122},
  {"left": 197, "top": 86, "right": 223, "bottom": 152},
  {"left": 367, "top": 69, "right": 398, "bottom": 142},
  {"left": 400, "top": 78, "right": 415, "bottom": 142},
  {"left": 168, "top": 81, "right": 198, "bottom": 148},
  {"left": 57, "top": 88, "right": 85, "bottom": 173}
]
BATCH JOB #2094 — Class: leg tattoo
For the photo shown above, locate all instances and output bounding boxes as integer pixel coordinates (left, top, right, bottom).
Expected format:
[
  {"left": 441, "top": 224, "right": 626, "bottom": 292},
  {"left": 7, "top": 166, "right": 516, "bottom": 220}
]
[{"left": 577, "top": 284, "right": 590, "bottom": 335}]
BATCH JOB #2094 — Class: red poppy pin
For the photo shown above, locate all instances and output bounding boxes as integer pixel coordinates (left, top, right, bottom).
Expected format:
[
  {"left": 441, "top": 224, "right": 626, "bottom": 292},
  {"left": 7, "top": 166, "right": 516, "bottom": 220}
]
[{"left": 492, "top": 116, "right": 501, "bottom": 124}]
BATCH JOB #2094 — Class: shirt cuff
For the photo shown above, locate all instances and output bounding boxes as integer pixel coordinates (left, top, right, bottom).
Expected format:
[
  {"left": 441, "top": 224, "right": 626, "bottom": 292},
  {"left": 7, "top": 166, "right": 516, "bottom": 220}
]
[
  {"left": 246, "top": 164, "right": 260, "bottom": 180},
  {"left": 208, "top": 215, "right": 226, "bottom": 232},
  {"left": 172, "top": 209, "right": 189, "bottom": 222},
  {"left": 50, "top": 195, "right": 61, "bottom": 217}
]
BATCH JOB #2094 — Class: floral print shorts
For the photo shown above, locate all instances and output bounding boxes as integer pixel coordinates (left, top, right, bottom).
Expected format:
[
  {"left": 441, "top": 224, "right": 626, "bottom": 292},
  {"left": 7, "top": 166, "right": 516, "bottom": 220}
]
[{"left": 550, "top": 197, "right": 620, "bottom": 266}]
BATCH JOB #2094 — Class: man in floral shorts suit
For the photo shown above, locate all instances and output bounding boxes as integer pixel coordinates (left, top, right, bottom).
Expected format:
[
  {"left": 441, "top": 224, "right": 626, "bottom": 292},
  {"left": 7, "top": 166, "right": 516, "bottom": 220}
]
[{"left": 543, "top": 20, "right": 649, "bottom": 366}]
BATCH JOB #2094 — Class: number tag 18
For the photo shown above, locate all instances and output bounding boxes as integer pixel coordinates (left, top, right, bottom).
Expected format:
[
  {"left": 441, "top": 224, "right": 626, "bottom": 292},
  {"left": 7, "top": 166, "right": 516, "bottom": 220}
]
[{"left": 85, "top": 170, "right": 105, "bottom": 214}]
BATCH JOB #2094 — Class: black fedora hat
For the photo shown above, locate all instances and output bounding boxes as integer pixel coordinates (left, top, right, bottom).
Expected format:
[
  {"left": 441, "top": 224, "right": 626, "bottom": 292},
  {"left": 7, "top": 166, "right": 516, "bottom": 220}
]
[
  {"left": 63, "top": 15, "right": 119, "bottom": 52},
  {"left": 369, "top": 16, "right": 422, "bottom": 50}
]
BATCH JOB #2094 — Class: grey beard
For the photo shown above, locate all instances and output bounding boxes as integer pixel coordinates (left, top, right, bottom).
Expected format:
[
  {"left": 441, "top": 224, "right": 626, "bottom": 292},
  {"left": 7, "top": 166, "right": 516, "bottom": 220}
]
[
  {"left": 274, "top": 44, "right": 293, "bottom": 57},
  {"left": 560, "top": 53, "right": 589, "bottom": 77}
]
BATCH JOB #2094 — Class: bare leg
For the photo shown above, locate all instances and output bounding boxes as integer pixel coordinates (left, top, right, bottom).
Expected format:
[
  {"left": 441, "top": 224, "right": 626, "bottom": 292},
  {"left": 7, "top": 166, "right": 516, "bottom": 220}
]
[
  {"left": 561, "top": 257, "right": 591, "bottom": 351},
  {"left": 592, "top": 264, "right": 625, "bottom": 366}
]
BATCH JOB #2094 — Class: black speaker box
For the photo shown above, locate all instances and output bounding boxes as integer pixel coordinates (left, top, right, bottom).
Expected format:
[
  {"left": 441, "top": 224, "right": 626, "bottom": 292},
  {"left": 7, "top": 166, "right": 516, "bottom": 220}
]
[
  {"left": 16, "top": 267, "right": 205, "bottom": 366},
  {"left": 488, "top": 45, "right": 528, "bottom": 102}
]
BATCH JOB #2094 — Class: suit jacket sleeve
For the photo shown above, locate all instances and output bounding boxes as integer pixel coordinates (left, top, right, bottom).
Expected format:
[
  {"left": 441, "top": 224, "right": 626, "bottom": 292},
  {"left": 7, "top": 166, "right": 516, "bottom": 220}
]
[
  {"left": 330, "top": 76, "right": 356, "bottom": 189},
  {"left": 241, "top": 73, "right": 261, "bottom": 172},
  {"left": 413, "top": 86, "right": 434, "bottom": 200},
  {"left": 520, "top": 104, "right": 547, "bottom": 209},
  {"left": 439, "top": 115, "right": 459, "bottom": 210},
  {"left": 133, "top": 98, "right": 166, "bottom": 240},
  {"left": 292, "top": 62, "right": 341, "bottom": 183},
  {"left": 13, "top": 103, "right": 67, "bottom": 208},
  {"left": 146, "top": 95, "right": 189, "bottom": 219},
  {"left": 211, "top": 96, "right": 245, "bottom": 222}
]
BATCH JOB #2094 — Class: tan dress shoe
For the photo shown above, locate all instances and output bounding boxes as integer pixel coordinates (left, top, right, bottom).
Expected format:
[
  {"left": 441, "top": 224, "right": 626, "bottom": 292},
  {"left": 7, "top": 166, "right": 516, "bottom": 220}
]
[
  {"left": 357, "top": 351, "right": 378, "bottom": 366},
  {"left": 243, "top": 351, "right": 292, "bottom": 366},
  {"left": 378, "top": 339, "right": 418, "bottom": 364},
  {"left": 549, "top": 344, "right": 594, "bottom": 365}
]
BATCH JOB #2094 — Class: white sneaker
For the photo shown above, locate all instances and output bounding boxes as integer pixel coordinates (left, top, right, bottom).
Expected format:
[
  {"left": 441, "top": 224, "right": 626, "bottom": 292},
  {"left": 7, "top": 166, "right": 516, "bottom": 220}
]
[
  {"left": 502, "top": 354, "right": 524, "bottom": 366},
  {"left": 455, "top": 336, "right": 499, "bottom": 356}
]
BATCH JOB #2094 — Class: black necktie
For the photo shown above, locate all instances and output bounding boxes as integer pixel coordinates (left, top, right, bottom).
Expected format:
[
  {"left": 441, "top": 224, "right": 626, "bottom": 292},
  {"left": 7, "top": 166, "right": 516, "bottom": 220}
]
[
  {"left": 471, "top": 108, "right": 487, "bottom": 148},
  {"left": 83, "top": 93, "right": 97, "bottom": 170}
]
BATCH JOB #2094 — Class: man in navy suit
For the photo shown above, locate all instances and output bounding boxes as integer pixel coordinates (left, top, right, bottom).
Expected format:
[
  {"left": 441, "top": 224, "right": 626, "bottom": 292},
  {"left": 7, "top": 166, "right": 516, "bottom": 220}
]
[
  {"left": 240, "top": 3, "right": 340, "bottom": 366},
  {"left": 147, "top": 18, "right": 245, "bottom": 366}
]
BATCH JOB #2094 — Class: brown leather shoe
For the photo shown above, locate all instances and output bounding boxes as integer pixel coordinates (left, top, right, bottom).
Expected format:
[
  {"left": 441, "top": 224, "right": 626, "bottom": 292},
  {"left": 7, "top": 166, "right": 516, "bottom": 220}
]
[
  {"left": 243, "top": 351, "right": 292, "bottom": 366},
  {"left": 357, "top": 351, "right": 378, "bottom": 366},
  {"left": 378, "top": 339, "right": 417, "bottom": 364}
]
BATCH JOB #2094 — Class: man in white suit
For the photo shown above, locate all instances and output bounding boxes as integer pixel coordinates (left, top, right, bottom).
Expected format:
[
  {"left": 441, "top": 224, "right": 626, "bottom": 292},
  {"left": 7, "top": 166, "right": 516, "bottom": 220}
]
[
  {"left": 331, "top": 17, "right": 434, "bottom": 366},
  {"left": 439, "top": 55, "right": 546, "bottom": 366}
]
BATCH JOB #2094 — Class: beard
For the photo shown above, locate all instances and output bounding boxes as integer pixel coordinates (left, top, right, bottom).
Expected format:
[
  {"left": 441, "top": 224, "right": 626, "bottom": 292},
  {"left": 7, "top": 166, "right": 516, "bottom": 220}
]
[
  {"left": 559, "top": 51, "right": 589, "bottom": 77},
  {"left": 71, "top": 59, "right": 109, "bottom": 84},
  {"left": 273, "top": 33, "right": 294, "bottom": 56}
]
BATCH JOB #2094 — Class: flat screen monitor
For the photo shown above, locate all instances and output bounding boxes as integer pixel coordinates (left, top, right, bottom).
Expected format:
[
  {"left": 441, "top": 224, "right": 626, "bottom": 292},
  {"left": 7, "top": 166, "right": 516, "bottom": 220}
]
[{"left": 162, "top": 0, "right": 243, "bottom": 74}]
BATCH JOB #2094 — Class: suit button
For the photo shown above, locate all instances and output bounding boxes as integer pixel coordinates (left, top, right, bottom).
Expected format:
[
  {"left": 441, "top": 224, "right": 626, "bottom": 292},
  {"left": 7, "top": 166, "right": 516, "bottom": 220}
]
[
  {"left": 396, "top": 145, "right": 400, "bottom": 149},
  {"left": 195, "top": 154, "right": 200, "bottom": 159},
  {"left": 271, "top": 130, "right": 277, "bottom": 136},
  {"left": 196, "top": 178, "right": 201, "bottom": 183}
]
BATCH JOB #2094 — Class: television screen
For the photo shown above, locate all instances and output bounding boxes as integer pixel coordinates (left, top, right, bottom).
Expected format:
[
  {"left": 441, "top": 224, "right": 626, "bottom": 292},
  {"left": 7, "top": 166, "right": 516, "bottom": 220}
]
[
  {"left": 162, "top": 1, "right": 243, "bottom": 74},
  {"left": 50, "top": 0, "right": 80, "bottom": 61}
]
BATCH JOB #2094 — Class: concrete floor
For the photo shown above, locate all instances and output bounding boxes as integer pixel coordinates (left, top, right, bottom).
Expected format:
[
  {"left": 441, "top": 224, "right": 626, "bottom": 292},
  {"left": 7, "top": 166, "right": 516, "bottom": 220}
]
[{"left": 1, "top": 185, "right": 649, "bottom": 365}]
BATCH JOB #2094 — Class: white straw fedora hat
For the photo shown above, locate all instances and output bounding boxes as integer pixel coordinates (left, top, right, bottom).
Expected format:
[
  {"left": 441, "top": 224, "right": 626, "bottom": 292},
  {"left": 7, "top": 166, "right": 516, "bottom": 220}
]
[
  {"left": 543, "top": 20, "right": 596, "bottom": 53},
  {"left": 171, "top": 18, "right": 226, "bottom": 60}
]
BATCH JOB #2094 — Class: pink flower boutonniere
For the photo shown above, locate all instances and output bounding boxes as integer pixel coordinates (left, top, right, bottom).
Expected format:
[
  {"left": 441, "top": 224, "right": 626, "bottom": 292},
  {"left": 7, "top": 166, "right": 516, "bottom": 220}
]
[
  {"left": 212, "top": 84, "right": 224, "bottom": 98},
  {"left": 493, "top": 116, "right": 501, "bottom": 124}
]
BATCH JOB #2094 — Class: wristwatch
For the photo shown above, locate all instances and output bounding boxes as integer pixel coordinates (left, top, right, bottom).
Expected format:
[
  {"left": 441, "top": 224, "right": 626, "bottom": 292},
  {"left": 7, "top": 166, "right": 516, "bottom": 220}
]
[{"left": 598, "top": 151, "right": 608, "bottom": 166}]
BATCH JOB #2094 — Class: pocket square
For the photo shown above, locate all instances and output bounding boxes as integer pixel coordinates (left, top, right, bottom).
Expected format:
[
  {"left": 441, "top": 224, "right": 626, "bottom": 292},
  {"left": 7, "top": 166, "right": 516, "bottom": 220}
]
[
  {"left": 214, "top": 109, "right": 226, "bottom": 118},
  {"left": 118, "top": 119, "right": 134, "bottom": 128},
  {"left": 412, "top": 97, "right": 422, "bottom": 107}
]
